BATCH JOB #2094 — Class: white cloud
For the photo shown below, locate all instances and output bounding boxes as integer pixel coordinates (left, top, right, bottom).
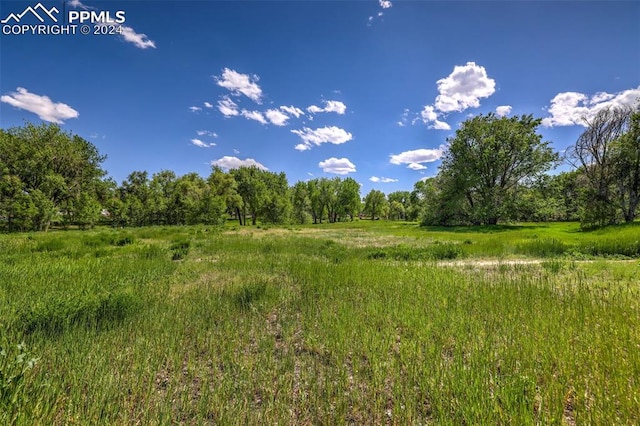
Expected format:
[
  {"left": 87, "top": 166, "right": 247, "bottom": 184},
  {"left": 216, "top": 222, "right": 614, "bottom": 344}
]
[
  {"left": 215, "top": 68, "right": 263, "bottom": 103},
  {"left": 241, "top": 109, "right": 267, "bottom": 124},
  {"left": 189, "top": 106, "right": 202, "bottom": 112},
  {"left": 217, "top": 97, "right": 239, "bottom": 116},
  {"left": 370, "top": 176, "right": 398, "bottom": 183},
  {"left": 434, "top": 62, "right": 496, "bottom": 113},
  {"left": 397, "top": 108, "right": 410, "bottom": 127},
  {"left": 419, "top": 105, "right": 451, "bottom": 130},
  {"left": 390, "top": 147, "right": 445, "bottom": 169},
  {"left": 1, "top": 87, "right": 79, "bottom": 123},
  {"left": 379, "top": 0, "right": 392, "bottom": 8},
  {"left": 118, "top": 25, "right": 156, "bottom": 49},
  {"left": 191, "top": 138, "right": 215, "bottom": 148},
  {"left": 495, "top": 105, "right": 512, "bottom": 117},
  {"left": 307, "top": 100, "right": 347, "bottom": 115},
  {"left": 407, "top": 163, "right": 427, "bottom": 171},
  {"left": 319, "top": 157, "right": 356, "bottom": 175},
  {"left": 204, "top": 102, "right": 213, "bottom": 108},
  {"left": 280, "top": 105, "right": 304, "bottom": 118},
  {"left": 292, "top": 126, "right": 353, "bottom": 151},
  {"left": 233, "top": 149, "right": 240, "bottom": 154},
  {"left": 265, "top": 109, "right": 289, "bottom": 126},
  {"left": 211, "top": 156, "right": 268, "bottom": 170},
  {"left": 542, "top": 87, "right": 640, "bottom": 127},
  {"left": 196, "top": 130, "right": 218, "bottom": 137}
]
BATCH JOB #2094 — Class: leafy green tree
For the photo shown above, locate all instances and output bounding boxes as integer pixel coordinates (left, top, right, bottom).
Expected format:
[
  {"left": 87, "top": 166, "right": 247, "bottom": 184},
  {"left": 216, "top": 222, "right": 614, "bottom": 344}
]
[
  {"left": 260, "top": 171, "right": 291, "bottom": 224},
  {"left": 387, "top": 191, "right": 411, "bottom": 220},
  {"left": 439, "top": 113, "right": 558, "bottom": 225},
  {"left": 291, "top": 180, "right": 311, "bottom": 224},
  {"left": 611, "top": 111, "right": 640, "bottom": 222},
  {"left": 120, "top": 171, "right": 150, "bottom": 226},
  {"left": 363, "top": 189, "right": 387, "bottom": 220},
  {"left": 307, "top": 178, "right": 324, "bottom": 224},
  {"left": 207, "top": 166, "right": 242, "bottom": 224},
  {"left": 0, "top": 123, "right": 107, "bottom": 231},
  {"left": 319, "top": 178, "right": 339, "bottom": 223},
  {"left": 337, "top": 177, "right": 361, "bottom": 221},
  {"left": 148, "top": 170, "right": 177, "bottom": 224}
]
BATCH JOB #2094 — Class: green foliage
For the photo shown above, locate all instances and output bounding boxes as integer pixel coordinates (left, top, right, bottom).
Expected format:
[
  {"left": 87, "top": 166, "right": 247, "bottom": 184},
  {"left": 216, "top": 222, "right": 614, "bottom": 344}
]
[
  {"left": 363, "top": 189, "right": 388, "bottom": 220},
  {"left": 0, "top": 123, "right": 107, "bottom": 232},
  {"left": 435, "top": 114, "right": 559, "bottom": 225}
]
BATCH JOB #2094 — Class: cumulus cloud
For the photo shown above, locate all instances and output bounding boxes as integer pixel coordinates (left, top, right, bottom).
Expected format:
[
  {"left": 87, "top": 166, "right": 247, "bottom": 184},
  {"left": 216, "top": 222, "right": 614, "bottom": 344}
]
[
  {"left": 191, "top": 138, "right": 215, "bottom": 148},
  {"left": 292, "top": 126, "right": 353, "bottom": 151},
  {"left": 542, "top": 87, "right": 640, "bottom": 127},
  {"left": 211, "top": 156, "right": 268, "bottom": 170},
  {"left": 389, "top": 146, "right": 445, "bottom": 169},
  {"left": 215, "top": 68, "right": 262, "bottom": 103},
  {"left": 307, "top": 100, "right": 347, "bottom": 115},
  {"left": 204, "top": 102, "right": 213, "bottom": 108},
  {"left": 379, "top": 0, "right": 392, "bottom": 8},
  {"left": 319, "top": 157, "right": 357, "bottom": 175},
  {"left": 217, "top": 97, "right": 239, "bottom": 117},
  {"left": 495, "top": 105, "right": 512, "bottom": 117},
  {"left": 434, "top": 62, "right": 496, "bottom": 113},
  {"left": 189, "top": 106, "right": 202, "bottom": 112},
  {"left": 1, "top": 87, "right": 78, "bottom": 123},
  {"left": 280, "top": 105, "right": 304, "bottom": 118},
  {"left": 412, "top": 62, "right": 495, "bottom": 131},
  {"left": 419, "top": 105, "right": 451, "bottom": 130},
  {"left": 370, "top": 176, "right": 398, "bottom": 183},
  {"left": 265, "top": 109, "right": 289, "bottom": 126},
  {"left": 241, "top": 109, "right": 267, "bottom": 125}
]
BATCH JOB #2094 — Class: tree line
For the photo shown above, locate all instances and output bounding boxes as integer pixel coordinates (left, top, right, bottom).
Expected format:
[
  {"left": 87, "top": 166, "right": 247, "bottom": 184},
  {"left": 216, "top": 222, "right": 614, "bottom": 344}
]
[{"left": 1, "top": 105, "right": 638, "bottom": 232}]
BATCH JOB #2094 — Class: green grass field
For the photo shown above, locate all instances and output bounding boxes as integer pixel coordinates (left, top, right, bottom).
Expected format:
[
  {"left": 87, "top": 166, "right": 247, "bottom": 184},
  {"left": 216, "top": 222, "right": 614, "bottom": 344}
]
[{"left": 1, "top": 221, "right": 639, "bottom": 424}]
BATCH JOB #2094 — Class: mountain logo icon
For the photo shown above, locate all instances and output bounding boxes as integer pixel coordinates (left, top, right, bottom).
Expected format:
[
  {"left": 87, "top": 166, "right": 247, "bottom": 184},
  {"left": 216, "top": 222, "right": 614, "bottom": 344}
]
[{"left": 1, "top": 3, "right": 60, "bottom": 24}]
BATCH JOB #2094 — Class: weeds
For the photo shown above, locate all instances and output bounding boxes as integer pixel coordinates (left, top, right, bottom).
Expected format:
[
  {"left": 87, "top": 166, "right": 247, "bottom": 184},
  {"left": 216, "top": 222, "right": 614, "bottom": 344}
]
[{"left": 0, "top": 223, "right": 638, "bottom": 424}]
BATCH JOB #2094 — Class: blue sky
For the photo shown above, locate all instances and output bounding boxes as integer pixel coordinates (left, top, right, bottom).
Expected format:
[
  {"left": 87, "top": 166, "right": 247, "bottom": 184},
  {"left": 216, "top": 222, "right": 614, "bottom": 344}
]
[{"left": 1, "top": 0, "right": 639, "bottom": 194}]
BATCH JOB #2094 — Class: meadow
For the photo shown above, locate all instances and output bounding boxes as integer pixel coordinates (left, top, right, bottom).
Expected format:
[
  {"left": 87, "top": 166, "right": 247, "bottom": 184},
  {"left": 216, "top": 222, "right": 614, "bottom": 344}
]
[{"left": 1, "top": 221, "right": 639, "bottom": 424}]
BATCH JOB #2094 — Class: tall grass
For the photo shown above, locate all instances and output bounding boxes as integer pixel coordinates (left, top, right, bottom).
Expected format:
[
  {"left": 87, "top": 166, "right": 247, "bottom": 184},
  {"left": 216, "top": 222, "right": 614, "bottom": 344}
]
[{"left": 0, "top": 223, "right": 638, "bottom": 423}]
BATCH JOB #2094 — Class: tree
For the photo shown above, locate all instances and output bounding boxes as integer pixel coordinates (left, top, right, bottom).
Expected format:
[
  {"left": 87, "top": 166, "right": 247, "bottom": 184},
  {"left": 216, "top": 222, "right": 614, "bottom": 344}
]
[
  {"left": 363, "top": 189, "right": 387, "bottom": 220},
  {"left": 120, "top": 171, "right": 150, "bottom": 226},
  {"left": 611, "top": 110, "right": 640, "bottom": 222},
  {"left": 0, "top": 123, "right": 107, "bottom": 231},
  {"left": 307, "top": 179, "right": 324, "bottom": 224},
  {"left": 207, "top": 166, "right": 242, "bottom": 224},
  {"left": 439, "top": 113, "right": 558, "bottom": 225},
  {"left": 387, "top": 191, "right": 411, "bottom": 220},
  {"left": 319, "top": 178, "right": 339, "bottom": 223},
  {"left": 291, "top": 180, "right": 311, "bottom": 224},
  {"left": 567, "top": 105, "right": 638, "bottom": 226},
  {"left": 337, "top": 177, "right": 361, "bottom": 221}
]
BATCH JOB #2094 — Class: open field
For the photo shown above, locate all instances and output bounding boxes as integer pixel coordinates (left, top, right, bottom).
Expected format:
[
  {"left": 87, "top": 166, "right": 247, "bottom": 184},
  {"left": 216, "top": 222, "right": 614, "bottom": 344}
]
[{"left": 1, "top": 221, "right": 639, "bottom": 424}]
